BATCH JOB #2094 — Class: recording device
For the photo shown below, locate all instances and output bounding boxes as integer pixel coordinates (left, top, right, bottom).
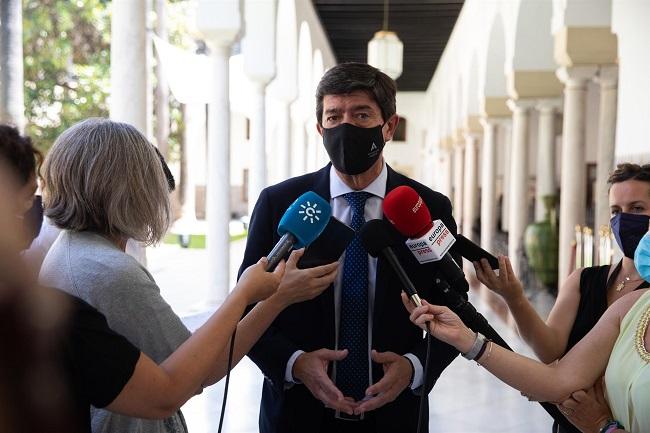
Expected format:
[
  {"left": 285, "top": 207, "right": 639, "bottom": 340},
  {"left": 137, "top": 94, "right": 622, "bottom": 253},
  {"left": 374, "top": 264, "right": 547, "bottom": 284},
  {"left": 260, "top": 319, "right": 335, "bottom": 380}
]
[
  {"left": 266, "top": 191, "right": 332, "bottom": 271},
  {"left": 453, "top": 234, "right": 499, "bottom": 270},
  {"left": 359, "top": 219, "right": 422, "bottom": 307},
  {"left": 383, "top": 186, "right": 468, "bottom": 293},
  {"left": 297, "top": 217, "right": 355, "bottom": 269}
]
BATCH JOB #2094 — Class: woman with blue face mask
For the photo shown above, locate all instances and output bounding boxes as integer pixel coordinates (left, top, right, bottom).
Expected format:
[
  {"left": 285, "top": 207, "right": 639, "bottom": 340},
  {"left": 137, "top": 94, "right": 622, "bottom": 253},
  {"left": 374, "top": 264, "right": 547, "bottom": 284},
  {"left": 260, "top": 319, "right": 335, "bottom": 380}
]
[
  {"left": 635, "top": 223, "right": 650, "bottom": 283},
  {"left": 474, "top": 163, "right": 650, "bottom": 433}
]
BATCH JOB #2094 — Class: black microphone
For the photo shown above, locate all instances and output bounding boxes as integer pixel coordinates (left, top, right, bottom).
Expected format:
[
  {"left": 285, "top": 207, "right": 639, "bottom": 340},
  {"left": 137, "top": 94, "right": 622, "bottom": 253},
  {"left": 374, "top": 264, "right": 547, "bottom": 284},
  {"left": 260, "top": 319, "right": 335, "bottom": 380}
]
[
  {"left": 359, "top": 219, "right": 421, "bottom": 307},
  {"left": 359, "top": 219, "right": 429, "bottom": 433}
]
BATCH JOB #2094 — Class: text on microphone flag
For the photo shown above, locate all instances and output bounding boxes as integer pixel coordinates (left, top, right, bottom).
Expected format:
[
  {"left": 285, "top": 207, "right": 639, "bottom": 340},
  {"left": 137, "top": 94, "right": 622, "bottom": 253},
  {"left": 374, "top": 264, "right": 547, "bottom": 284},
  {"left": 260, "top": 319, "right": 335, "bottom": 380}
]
[{"left": 405, "top": 219, "right": 455, "bottom": 263}]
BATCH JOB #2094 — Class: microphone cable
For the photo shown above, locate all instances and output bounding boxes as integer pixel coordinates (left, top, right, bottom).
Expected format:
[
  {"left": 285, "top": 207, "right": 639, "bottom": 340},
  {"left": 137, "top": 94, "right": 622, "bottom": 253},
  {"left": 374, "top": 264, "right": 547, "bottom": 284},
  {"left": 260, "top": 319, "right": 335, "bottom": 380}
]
[
  {"left": 416, "top": 322, "right": 432, "bottom": 433},
  {"left": 217, "top": 328, "right": 237, "bottom": 433}
]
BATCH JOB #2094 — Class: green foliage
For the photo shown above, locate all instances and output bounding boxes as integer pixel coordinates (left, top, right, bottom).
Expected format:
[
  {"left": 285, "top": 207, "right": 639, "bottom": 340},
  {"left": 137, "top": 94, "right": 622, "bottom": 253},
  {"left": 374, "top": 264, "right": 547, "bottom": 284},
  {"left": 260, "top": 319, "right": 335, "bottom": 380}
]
[{"left": 23, "top": 0, "right": 111, "bottom": 152}]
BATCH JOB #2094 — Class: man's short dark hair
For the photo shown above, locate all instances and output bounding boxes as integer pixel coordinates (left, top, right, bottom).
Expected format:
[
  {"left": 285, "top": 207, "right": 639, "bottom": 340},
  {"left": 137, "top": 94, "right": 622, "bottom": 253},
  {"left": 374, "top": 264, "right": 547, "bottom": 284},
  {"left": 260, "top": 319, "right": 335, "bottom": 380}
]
[
  {"left": 315, "top": 62, "right": 397, "bottom": 125},
  {"left": 0, "top": 125, "right": 42, "bottom": 185},
  {"left": 607, "top": 163, "right": 650, "bottom": 191}
]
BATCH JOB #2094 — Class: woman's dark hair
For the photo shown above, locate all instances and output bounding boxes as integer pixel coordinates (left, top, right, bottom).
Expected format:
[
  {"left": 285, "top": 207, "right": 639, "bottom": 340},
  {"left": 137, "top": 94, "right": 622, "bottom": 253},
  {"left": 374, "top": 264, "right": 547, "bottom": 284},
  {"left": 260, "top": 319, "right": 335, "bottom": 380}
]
[
  {"left": 315, "top": 62, "right": 397, "bottom": 125},
  {"left": 607, "top": 163, "right": 650, "bottom": 189},
  {"left": 0, "top": 125, "right": 42, "bottom": 185}
]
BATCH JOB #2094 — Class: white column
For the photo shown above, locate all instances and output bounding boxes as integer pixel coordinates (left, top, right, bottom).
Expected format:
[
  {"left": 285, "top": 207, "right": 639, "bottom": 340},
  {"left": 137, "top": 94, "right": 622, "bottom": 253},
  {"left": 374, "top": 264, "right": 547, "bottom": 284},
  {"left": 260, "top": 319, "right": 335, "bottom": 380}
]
[
  {"left": 306, "top": 126, "right": 319, "bottom": 172},
  {"left": 556, "top": 66, "right": 598, "bottom": 281},
  {"left": 110, "top": 0, "right": 148, "bottom": 266},
  {"left": 462, "top": 133, "right": 479, "bottom": 241},
  {"left": 535, "top": 99, "right": 561, "bottom": 221},
  {"left": 290, "top": 100, "right": 308, "bottom": 176},
  {"left": 248, "top": 82, "right": 268, "bottom": 216},
  {"left": 110, "top": 0, "right": 147, "bottom": 134},
  {"left": 480, "top": 118, "right": 499, "bottom": 252},
  {"left": 452, "top": 142, "right": 465, "bottom": 230},
  {"left": 507, "top": 99, "right": 535, "bottom": 275},
  {"left": 182, "top": 103, "right": 206, "bottom": 221},
  {"left": 154, "top": 0, "right": 170, "bottom": 158},
  {"left": 277, "top": 100, "right": 292, "bottom": 180},
  {"left": 594, "top": 66, "right": 618, "bottom": 261},
  {"left": 501, "top": 121, "right": 512, "bottom": 232},
  {"left": 206, "top": 45, "right": 232, "bottom": 303},
  {"left": 0, "top": 0, "right": 24, "bottom": 130},
  {"left": 443, "top": 147, "right": 453, "bottom": 199}
]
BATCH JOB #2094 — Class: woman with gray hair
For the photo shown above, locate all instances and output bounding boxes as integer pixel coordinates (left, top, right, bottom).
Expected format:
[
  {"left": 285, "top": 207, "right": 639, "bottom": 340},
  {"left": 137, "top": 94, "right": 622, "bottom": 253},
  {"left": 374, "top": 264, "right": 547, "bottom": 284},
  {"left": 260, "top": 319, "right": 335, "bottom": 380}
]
[{"left": 38, "top": 118, "right": 339, "bottom": 433}]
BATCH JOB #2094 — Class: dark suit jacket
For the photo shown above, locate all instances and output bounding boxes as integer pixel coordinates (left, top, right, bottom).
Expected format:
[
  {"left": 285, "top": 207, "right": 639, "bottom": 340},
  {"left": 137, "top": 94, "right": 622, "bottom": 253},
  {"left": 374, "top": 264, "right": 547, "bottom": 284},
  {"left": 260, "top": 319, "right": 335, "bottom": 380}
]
[{"left": 238, "top": 164, "right": 462, "bottom": 433}]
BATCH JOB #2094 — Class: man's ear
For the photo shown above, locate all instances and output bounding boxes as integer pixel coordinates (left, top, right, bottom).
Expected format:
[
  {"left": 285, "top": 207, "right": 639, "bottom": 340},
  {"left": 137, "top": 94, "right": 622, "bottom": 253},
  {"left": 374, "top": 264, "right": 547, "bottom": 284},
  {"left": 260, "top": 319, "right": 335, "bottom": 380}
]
[
  {"left": 316, "top": 122, "right": 323, "bottom": 137},
  {"left": 383, "top": 114, "right": 400, "bottom": 142}
]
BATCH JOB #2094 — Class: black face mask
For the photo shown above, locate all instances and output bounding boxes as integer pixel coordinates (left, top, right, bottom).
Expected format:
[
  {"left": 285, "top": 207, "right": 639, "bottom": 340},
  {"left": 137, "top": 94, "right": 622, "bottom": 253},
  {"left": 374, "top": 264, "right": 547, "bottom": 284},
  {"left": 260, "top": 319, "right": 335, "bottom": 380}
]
[
  {"left": 322, "top": 123, "right": 385, "bottom": 175},
  {"left": 17, "top": 195, "right": 43, "bottom": 250},
  {"left": 611, "top": 212, "right": 650, "bottom": 258}
]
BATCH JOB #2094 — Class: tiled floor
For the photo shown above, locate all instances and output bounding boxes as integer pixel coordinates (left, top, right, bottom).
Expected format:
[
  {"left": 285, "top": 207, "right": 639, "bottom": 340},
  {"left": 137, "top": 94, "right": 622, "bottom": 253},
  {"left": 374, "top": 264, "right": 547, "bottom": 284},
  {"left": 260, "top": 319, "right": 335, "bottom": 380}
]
[{"left": 150, "top": 241, "right": 556, "bottom": 433}]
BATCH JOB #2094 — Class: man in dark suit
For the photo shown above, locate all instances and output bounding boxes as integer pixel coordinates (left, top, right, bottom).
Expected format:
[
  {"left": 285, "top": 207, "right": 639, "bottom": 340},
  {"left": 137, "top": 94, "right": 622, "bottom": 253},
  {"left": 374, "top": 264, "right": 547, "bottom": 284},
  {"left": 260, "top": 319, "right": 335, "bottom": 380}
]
[{"left": 239, "top": 62, "right": 462, "bottom": 433}]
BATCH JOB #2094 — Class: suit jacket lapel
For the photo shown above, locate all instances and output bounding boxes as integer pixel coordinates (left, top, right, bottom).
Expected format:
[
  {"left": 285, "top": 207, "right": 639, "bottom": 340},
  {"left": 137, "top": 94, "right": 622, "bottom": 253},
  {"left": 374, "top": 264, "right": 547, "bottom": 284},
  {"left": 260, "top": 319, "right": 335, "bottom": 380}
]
[
  {"left": 373, "top": 165, "right": 404, "bottom": 340},
  {"left": 312, "top": 164, "right": 336, "bottom": 347},
  {"left": 312, "top": 163, "right": 332, "bottom": 201}
]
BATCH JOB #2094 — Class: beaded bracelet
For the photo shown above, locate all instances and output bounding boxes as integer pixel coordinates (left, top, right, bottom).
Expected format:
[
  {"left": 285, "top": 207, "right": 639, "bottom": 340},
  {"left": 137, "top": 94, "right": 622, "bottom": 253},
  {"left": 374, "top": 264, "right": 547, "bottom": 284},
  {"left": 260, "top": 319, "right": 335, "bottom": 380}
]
[{"left": 599, "top": 419, "right": 625, "bottom": 433}]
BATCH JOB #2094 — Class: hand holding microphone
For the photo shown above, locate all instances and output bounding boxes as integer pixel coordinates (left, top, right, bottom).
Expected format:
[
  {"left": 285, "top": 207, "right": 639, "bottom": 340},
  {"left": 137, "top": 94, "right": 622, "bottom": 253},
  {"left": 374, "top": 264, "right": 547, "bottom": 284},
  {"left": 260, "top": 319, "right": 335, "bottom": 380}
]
[
  {"left": 474, "top": 255, "right": 525, "bottom": 304},
  {"left": 263, "top": 192, "right": 340, "bottom": 306},
  {"left": 236, "top": 257, "right": 287, "bottom": 305},
  {"left": 265, "top": 191, "right": 332, "bottom": 271}
]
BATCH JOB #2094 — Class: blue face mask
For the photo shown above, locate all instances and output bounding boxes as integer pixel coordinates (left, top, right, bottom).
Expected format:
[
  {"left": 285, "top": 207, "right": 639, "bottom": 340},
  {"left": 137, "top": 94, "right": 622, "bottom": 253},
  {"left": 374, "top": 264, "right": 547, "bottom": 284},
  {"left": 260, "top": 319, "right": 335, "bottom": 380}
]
[
  {"left": 635, "top": 232, "right": 650, "bottom": 283},
  {"left": 611, "top": 213, "right": 650, "bottom": 258}
]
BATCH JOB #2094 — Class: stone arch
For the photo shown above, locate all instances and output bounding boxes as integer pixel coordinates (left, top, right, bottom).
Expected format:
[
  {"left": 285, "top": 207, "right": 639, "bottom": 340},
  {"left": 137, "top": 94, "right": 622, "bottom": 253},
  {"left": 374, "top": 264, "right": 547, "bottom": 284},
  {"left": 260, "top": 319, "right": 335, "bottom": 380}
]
[
  {"left": 511, "top": 0, "right": 555, "bottom": 70},
  {"left": 465, "top": 52, "right": 481, "bottom": 117},
  {"left": 483, "top": 12, "right": 507, "bottom": 98},
  {"left": 274, "top": 0, "right": 298, "bottom": 99},
  {"left": 297, "top": 21, "right": 313, "bottom": 99}
]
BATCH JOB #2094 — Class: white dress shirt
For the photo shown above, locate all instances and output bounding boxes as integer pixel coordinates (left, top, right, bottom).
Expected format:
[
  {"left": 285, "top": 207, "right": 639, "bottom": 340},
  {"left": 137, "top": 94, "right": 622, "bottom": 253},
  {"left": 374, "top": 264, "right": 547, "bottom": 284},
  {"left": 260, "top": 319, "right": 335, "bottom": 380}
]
[{"left": 284, "top": 163, "right": 424, "bottom": 391}]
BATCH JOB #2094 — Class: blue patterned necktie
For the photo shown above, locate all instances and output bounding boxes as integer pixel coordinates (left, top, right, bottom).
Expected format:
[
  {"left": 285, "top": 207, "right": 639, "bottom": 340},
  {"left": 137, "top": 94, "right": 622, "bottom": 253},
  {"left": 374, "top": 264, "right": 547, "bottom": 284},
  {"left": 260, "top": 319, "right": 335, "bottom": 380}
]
[{"left": 336, "top": 191, "right": 372, "bottom": 401}]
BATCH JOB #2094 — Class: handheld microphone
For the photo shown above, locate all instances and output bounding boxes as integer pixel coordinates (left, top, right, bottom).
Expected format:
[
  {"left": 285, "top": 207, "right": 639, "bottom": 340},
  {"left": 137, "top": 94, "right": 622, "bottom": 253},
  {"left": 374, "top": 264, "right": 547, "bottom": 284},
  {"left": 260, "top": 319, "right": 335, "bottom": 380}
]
[
  {"left": 266, "top": 191, "right": 332, "bottom": 271},
  {"left": 359, "top": 219, "right": 421, "bottom": 307},
  {"left": 383, "top": 186, "right": 469, "bottom": 293}
]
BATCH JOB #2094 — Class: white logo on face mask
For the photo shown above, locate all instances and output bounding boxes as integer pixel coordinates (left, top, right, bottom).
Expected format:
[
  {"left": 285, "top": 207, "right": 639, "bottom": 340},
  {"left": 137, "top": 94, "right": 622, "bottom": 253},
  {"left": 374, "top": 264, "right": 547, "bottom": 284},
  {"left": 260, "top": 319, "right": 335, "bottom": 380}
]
[
  {"left": 370, "top": 143, "right": 378, "bottom": 152},
  {"left": 299, "top": 201, "right": 322, "bottom": 224}
]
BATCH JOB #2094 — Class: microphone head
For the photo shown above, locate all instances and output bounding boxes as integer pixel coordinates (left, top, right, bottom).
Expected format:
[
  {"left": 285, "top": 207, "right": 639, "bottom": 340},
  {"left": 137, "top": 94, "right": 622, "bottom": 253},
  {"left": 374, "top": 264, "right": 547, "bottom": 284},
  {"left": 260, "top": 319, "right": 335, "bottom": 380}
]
[
  {"left": 278, "top": 191, "right": 332, "bottom": 248},
  {"left": 383, "top": 186, "right": 432, "bottom": 238},
  {"left": 359, "top": 219, "right": 402, "bottom": 257}
]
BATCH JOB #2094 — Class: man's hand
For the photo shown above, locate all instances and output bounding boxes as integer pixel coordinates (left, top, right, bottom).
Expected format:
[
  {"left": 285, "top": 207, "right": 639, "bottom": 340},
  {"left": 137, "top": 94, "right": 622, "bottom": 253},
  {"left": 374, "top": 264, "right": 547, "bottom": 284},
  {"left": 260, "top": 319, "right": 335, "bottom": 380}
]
[
  {"left": 292, "top": 349, "right": 357, "bottom": 415},
  {"left": 353, "top": 350, "right": 412, "bottom": 415},
  {"left": 558, "top": 380, "right": 612, "bottom": 433}
]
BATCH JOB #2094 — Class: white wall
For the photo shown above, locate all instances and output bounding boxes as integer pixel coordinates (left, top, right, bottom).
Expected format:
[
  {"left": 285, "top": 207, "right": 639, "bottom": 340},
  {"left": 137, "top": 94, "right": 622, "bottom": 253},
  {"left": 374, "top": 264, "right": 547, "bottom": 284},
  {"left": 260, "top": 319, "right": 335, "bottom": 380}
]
[
  {"left": 612, "top": 0, "right": 650, "bottom": 162},
  {"left": 384, "top": 92, "right": 428, "bottom": 181}
]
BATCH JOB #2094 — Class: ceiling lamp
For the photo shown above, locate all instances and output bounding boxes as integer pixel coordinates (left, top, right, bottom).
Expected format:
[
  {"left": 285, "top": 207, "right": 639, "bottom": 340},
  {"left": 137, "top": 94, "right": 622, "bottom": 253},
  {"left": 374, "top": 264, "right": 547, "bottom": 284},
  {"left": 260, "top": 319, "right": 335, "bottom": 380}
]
[{"left": 367, "top": 0, "right": 403, "bottom": 80}]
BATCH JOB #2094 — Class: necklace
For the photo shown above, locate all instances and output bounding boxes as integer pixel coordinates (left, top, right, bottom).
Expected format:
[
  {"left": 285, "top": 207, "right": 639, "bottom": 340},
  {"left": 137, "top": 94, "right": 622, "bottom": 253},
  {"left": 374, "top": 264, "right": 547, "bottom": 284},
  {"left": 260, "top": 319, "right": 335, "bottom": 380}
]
[
  {"left": 616, "top": 276, "right": 644, "bottom": 292},
  {"left": 635, "top": 305, "right": 650, "bottom": 363}
]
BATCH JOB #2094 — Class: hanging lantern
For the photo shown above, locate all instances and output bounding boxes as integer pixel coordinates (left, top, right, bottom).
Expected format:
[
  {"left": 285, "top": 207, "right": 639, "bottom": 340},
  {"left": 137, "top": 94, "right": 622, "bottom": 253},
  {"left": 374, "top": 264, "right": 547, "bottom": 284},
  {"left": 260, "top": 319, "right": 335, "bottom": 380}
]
[
  {"left": 367, "top": 0, "right": 403, "bottom": 80},
  {"left": 367, "top": 30, "right": 403, "bottom": 79}
]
